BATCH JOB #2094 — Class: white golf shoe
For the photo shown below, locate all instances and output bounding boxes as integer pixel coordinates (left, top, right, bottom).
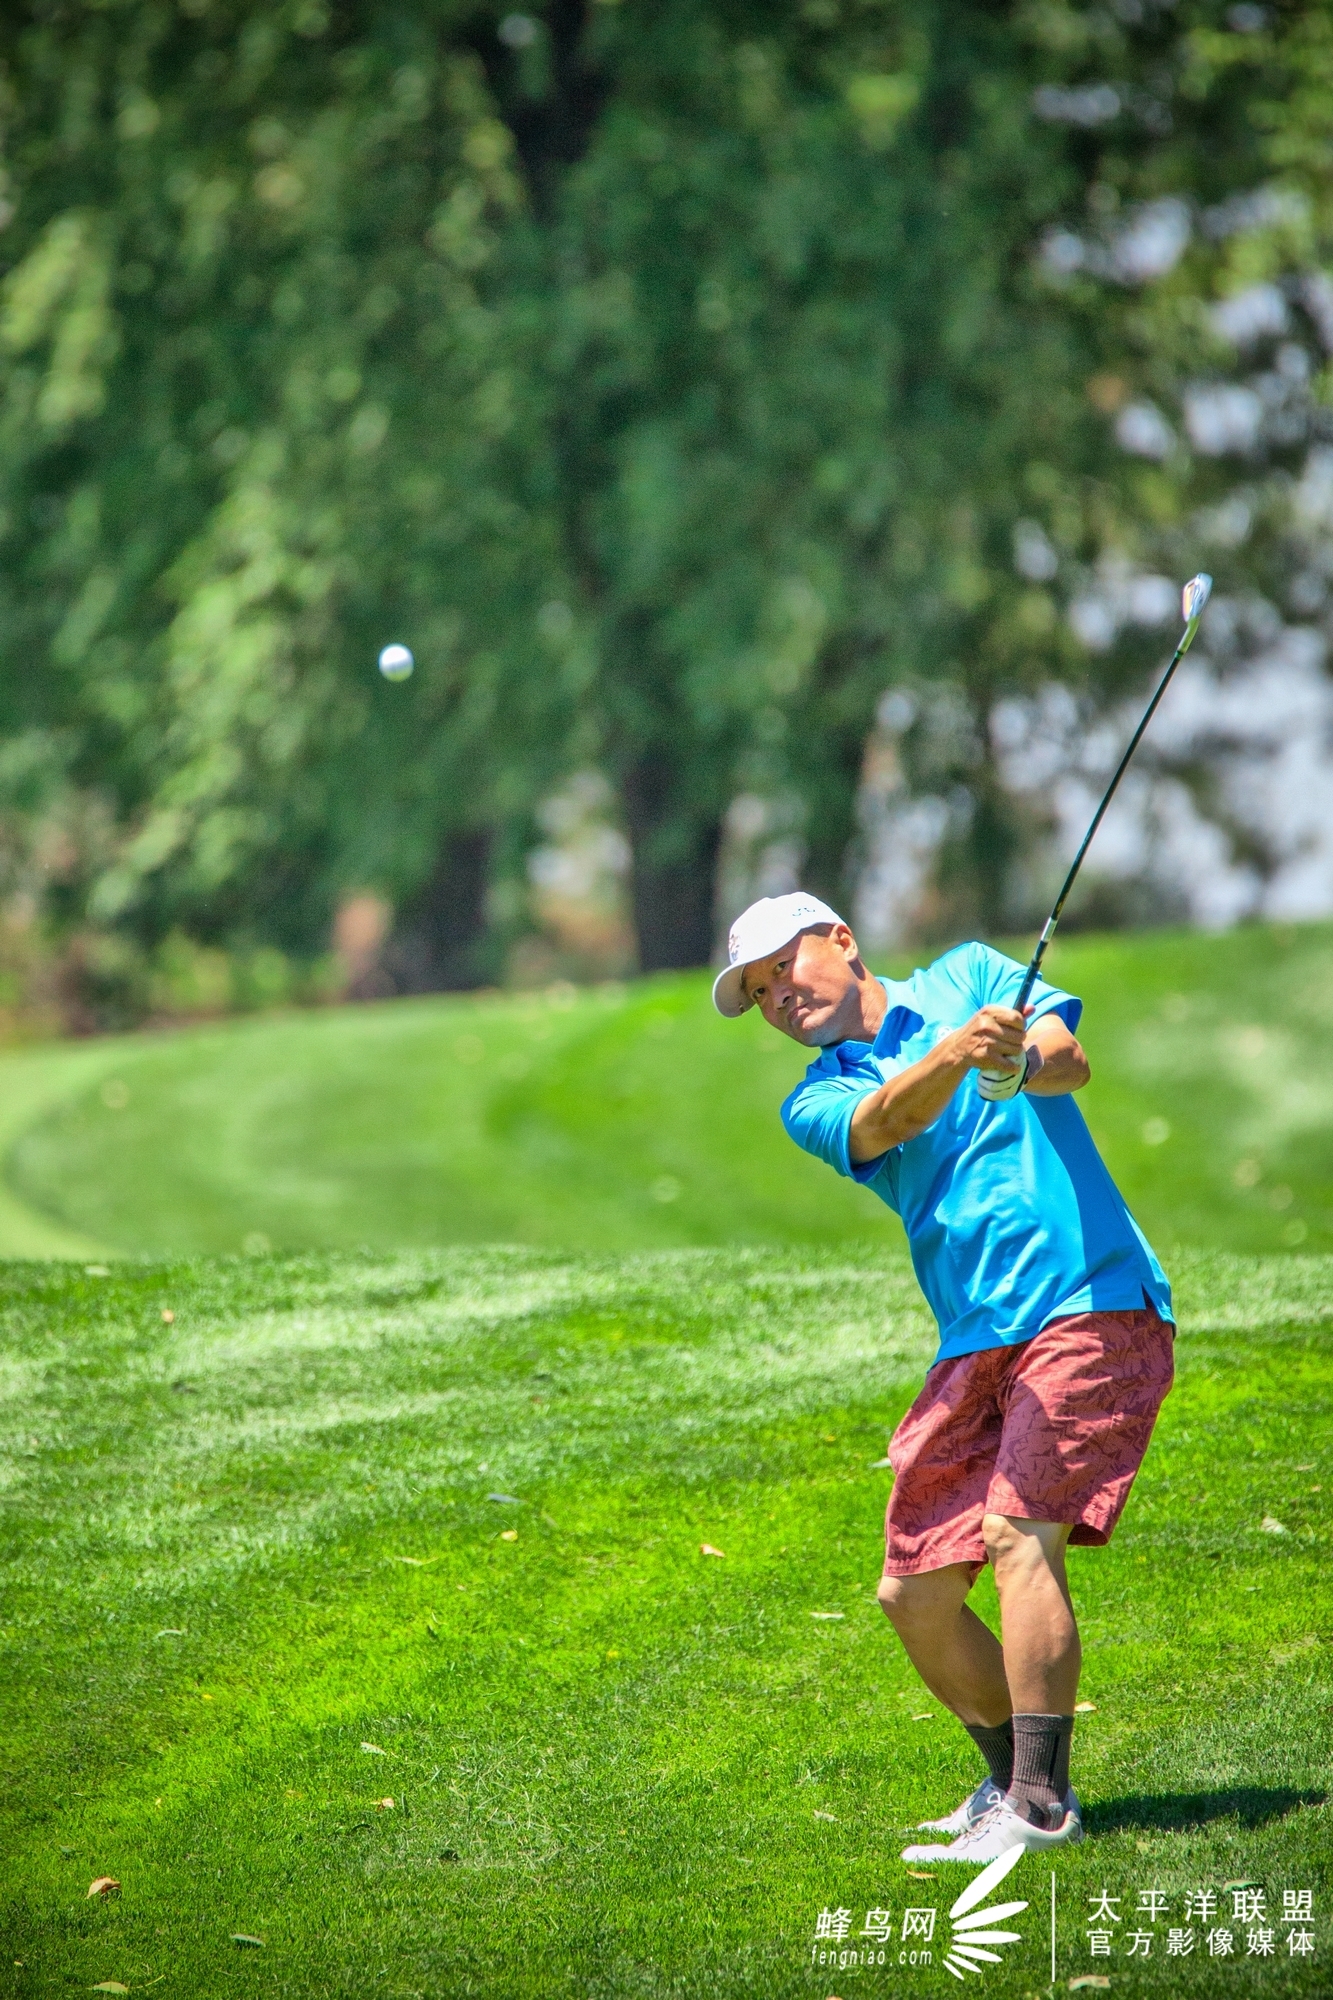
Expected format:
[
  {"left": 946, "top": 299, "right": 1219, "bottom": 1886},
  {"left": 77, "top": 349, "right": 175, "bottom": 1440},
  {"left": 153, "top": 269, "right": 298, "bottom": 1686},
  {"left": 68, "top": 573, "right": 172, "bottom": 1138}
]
[
  {"left": 901, "top": 1794, "right": 1083, "bottom": 1863},
  {"left": 913, "top": 1777, "right": 1005, "bottom": 1834}
]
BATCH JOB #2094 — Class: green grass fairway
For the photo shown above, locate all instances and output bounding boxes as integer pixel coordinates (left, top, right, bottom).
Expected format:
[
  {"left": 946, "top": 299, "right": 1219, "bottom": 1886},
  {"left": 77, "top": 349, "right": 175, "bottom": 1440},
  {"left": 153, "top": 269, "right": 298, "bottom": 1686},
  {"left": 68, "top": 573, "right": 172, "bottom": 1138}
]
[
  {"left": 4, "top": 921, "right": 1333, "bottom": 1261},
  {"left": 2, "top": 1247, "right": 1329, "bottom": 1997}
]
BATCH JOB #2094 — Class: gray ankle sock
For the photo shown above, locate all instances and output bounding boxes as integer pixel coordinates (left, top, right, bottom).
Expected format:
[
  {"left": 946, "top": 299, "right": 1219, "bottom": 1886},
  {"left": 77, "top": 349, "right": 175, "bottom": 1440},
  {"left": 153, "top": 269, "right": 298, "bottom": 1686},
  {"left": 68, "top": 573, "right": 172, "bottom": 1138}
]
[
  {"left": 963, "top": 1717, "right": 1014, "bottom": 1790},
  {"left": 1007, "top": 1712, "right": 1074, "bottom": 1829}
]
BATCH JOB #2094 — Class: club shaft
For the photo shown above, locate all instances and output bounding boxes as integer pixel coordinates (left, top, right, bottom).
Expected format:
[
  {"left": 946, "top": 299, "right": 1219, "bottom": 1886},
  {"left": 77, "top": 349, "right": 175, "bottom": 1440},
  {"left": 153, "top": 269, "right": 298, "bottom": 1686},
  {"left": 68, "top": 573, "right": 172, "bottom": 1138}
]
[{"left": 1015, "top": 625, "right": 1196, "bottom": 1011}]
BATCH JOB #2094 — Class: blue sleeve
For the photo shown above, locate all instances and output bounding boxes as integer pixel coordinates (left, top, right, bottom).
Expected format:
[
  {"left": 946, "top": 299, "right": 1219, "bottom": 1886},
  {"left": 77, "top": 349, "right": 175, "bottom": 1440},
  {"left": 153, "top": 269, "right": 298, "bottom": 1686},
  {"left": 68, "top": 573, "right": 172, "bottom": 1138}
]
[
  {"left": 781, "top": 1071, "right": 889, "bottom": 1183},
  {"left": 960, "top": 941, "right": 1082, "bottom": 1035}
]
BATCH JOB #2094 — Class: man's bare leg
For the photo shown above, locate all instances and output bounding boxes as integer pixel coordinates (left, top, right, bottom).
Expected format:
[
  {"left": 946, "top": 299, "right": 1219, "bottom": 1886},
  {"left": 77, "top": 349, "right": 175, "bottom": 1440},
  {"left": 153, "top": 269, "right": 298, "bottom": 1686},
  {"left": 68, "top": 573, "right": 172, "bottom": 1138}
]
[
  {"left": 983, "top": 1514, "right": 1080, "bottom": 1827},
  {"left": 876, "top": 1564, "right": 1011, "bottom": 1726},
  {"left": 982, "top": 1514, "right": 1080, "bottom": 1712},
  {"left": 878, "top": 1525, "right": 1083, "bottom": 1833}
]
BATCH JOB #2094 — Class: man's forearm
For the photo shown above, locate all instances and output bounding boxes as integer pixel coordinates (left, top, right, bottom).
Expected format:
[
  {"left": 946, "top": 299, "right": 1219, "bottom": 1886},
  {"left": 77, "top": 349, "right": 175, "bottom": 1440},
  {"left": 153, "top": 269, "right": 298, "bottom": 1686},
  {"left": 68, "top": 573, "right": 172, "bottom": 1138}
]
[
  {"left": 1020, "top": 1020, "right": 1090, "bottom": 1095},
  {"left": 849, "top": 1043, "right": 970, "bottom": 1161}
]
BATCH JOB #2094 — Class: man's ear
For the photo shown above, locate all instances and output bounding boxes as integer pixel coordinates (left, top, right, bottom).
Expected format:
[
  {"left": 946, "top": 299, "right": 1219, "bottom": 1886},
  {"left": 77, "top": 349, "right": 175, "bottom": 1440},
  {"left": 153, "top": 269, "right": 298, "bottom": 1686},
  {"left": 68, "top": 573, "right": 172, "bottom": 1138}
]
[{"left": 832, "top": 922, "right": 860, "bottom": 961}]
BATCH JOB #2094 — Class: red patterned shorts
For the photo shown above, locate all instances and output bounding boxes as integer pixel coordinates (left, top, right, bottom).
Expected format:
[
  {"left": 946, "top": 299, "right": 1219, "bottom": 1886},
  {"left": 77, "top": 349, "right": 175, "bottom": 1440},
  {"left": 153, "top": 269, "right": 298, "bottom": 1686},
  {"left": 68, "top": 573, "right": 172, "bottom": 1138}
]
[{"left": 883, "top": 1306, "right": 1175, "bottom": 1576}]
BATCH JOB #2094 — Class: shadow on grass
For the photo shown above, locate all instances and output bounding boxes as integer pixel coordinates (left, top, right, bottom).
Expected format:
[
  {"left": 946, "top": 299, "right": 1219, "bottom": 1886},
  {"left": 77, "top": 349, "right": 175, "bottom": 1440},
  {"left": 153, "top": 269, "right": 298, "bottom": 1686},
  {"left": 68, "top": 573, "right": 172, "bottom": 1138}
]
[{"left": 1091, "top": 1788, "right": 1326, "bottom": 1834}]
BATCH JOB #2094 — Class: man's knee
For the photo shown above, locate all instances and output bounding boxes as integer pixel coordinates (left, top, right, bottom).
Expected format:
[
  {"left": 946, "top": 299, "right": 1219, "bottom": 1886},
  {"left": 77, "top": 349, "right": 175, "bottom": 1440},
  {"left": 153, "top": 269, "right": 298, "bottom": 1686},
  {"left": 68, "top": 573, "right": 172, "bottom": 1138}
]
[
  {"left": 877, "top": 1565, "right": 969, "bottom": 1635},
  {"left": 983, "top": 1512, "right": 1071, "bottom": 1572},
  {"left": 877, "top": 1573, "right": 915, "bottom": 1628}
]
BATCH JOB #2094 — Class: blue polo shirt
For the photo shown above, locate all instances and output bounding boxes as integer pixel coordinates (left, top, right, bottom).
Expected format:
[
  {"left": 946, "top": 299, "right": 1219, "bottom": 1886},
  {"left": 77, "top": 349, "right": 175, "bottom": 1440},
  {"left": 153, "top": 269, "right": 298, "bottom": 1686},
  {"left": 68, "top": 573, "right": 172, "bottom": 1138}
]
[{"left": 781, "top": 942, "right": 1172, "bottom": 1364}]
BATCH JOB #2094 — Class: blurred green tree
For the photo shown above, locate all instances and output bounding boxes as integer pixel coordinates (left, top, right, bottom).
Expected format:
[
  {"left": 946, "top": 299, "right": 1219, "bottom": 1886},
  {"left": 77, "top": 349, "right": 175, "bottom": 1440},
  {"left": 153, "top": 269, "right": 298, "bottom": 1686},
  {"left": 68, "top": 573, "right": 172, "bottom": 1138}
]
[
  {"left": 0, "top": 0, "right": 570, "bottom": 999},
  {"left": 0, "top": 0, "right": 1331, "bottom": 1015}
]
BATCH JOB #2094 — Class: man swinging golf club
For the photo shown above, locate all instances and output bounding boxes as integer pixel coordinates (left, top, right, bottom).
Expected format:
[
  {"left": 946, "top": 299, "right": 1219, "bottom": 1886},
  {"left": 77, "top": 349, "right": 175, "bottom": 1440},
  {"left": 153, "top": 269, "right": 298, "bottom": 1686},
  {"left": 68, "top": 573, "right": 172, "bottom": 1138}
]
[
  {"left": 713, "top": 581, "right": 1210, "bottom": 1861},
  {"left": 712, "top": 893, "right": 1175, "bottom": 1860}
]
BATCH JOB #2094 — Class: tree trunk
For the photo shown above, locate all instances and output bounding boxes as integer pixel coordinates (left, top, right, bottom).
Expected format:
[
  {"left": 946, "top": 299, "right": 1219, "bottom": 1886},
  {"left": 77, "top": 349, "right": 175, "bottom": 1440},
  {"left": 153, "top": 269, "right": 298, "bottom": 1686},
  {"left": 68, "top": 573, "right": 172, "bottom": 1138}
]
[
  {"left": 472, "top": 0, "right": 607, "bottom": 218},
  {"left": 790, "top": 641, "right": 884, "bottom": 920},
  {"left": 385, "top": 829, "right": 493, "bottom": 992},
  {"left": 621, "top": 748, "right": 722, "bottom": 972},
  {"left": 799, "top": 726, "right": 872, "bottom": 918}
]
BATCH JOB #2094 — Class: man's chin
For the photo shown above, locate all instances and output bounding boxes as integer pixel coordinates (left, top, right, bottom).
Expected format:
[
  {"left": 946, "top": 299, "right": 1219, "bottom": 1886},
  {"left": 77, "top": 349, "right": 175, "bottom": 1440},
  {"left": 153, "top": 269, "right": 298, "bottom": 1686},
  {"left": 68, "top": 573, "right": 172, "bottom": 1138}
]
[{"left": 789, "top": 1015, "right": 837, "bottom": 1048}]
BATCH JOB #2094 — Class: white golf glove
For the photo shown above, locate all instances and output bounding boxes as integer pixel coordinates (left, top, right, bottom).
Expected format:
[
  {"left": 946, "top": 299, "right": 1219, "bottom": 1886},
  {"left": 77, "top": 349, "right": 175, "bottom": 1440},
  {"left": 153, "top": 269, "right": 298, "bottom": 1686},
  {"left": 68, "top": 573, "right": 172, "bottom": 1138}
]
[{"left": 978, "top": 1049, "right": 1033, "bottom": 1101}]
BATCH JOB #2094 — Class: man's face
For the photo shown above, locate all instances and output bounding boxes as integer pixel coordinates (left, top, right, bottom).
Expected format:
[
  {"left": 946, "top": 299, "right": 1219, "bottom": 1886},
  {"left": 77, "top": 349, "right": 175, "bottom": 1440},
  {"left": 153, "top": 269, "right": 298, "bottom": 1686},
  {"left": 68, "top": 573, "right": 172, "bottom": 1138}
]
[{"left": 741, "top": 924, "right": 863, "bottom": 1046}]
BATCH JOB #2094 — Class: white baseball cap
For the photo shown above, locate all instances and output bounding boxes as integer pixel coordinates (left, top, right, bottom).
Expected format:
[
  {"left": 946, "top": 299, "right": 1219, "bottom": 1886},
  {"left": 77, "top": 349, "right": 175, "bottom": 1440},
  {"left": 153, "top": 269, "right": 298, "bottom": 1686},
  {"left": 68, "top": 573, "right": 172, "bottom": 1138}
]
[{"left": 712, "top": 891, "right": 846, "bottom": 1017}]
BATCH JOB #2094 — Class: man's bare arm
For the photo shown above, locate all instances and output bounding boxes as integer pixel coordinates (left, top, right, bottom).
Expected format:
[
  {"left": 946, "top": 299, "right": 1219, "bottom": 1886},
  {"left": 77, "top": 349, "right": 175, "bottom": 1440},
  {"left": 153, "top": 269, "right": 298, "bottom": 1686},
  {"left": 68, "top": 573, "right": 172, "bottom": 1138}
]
[
  {"left": 1019, "top": 1014, "right": 1090, "bottom": 1096},
  {"left": 848, "top": 1006, "right": 1028, "bottom": 1162}
]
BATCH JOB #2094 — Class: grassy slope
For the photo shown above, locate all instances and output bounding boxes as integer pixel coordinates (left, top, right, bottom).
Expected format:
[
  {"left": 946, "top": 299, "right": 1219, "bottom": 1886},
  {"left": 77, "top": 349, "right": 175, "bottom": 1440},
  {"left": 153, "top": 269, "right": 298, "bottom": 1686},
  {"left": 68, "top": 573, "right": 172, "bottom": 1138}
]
[
  {"left": 0, "top": 1042, "right": 119, "bottom": 1259},
  {"left": 5, "top": 921, "right": 1333, "bottom": 1260},
  {"left": 1, "top": 1248, "right": 1329, "bottom": 1998}
]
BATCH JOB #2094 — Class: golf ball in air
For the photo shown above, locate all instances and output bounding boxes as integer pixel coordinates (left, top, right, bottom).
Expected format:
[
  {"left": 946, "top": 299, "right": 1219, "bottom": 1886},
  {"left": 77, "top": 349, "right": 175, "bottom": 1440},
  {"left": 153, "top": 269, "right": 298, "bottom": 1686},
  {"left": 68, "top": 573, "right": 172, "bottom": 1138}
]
[{"left": 378, "top": 643, "right": 414, "bottom": 682}]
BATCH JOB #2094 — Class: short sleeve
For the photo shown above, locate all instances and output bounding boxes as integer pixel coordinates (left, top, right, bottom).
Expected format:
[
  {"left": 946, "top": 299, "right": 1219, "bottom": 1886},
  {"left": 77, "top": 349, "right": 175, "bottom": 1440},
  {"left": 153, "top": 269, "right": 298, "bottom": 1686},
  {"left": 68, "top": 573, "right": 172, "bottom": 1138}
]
[
  {"left": 781, "top": 1069, "right": 889, "bottom": 1183},
  {"left": 960, "top": 941, "right": 1082, "bottom": 1035}
]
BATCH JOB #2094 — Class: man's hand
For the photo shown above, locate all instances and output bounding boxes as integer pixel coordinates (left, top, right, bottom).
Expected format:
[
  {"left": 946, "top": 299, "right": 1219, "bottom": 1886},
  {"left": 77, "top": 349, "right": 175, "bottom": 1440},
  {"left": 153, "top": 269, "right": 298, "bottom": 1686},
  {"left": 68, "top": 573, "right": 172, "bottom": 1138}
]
[
  {"left": 958, "top": 1004, "right": 1029, "bottom": 1102},
  {"left": 947, "top": 1005, "right": 1029, "bottom": 1077},
  {"left": 978, "top": 1050, "right": 1032, "bottom": 1100},
  {"left": 980, "top": 1011, "right": 1090, "bottom": 1100}
]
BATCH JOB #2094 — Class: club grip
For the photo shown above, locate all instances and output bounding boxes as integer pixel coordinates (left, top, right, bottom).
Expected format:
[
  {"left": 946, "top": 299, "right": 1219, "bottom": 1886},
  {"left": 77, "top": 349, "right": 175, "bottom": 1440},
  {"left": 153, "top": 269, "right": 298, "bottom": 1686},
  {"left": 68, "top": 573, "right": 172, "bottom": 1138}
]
[{"left": 1016, "top": 917, "right": 1057, "bottom": 1012}]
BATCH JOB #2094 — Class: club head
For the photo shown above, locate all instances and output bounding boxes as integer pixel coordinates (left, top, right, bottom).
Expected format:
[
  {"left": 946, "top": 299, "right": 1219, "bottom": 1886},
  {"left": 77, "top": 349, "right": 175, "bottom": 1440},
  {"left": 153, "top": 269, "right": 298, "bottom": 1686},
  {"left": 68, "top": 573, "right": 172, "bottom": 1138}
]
[{"left": 1182, "top": 572, "right": 1212, "bottom": 628}]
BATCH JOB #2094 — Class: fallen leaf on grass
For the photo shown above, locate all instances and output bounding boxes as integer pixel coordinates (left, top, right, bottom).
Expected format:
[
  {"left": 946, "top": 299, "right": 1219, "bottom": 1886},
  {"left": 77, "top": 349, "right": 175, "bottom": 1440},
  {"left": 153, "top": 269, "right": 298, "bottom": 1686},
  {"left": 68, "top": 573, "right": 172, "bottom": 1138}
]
[
  {"left": 1261, "top": 1515, "right": 1288, "bottom": 1534},
  {"left": 390, "top": 1555, "right": 426, "bottom": 1566},
  {"left": 361, "top": 1742, "right": 386, "bottom": 1755},
  {"left": 231, "top": 1934, "right": 264, "bottom": 1947},
  {"left": 1069, "top": 1980, "right": 1110, "bottom": 1992},
  {"left": 86, "top": 1878, "right": 119, "bottom": 1898},
  {"left": 911, "top": 1714, "right": 935, "bottom": 1722},
  {"left": 810, "top": 1611, "right": 843, "bottom": 1620},
  {"left": 813, "top": 1810, "right": 838, "bottom": 1822},
  {"left": 160, "top": 1309, "right": 174, "bottom": 1324},
  {"left": 375, "top": 1797, "right": 395, "bottom": 1810},
  {"left": 1075, "top": 1701, "right": 1097, "bottom": 1713},
  {"left": 499, "top": 1529, "right": 518, "bottom": 1542},
  {"left": 1294, "top": 1463, "right": 1315, "bottom": 1471},
  {"left": 868, "top": 1456, "right": 891, "bottom": 1469},
  {"left": 699, "top": 1543, "right": 726, "bottom": 1558},
  {"left": 905, "top": 1870, "right": 935, "bottom": 1880},
  {"left": 154, "top": 1629, "right": 184, "bottom": 1639},
  {"left": 91, "top": 1983, "right": 129, "bottom": 1992},
  {"left": 487, "top": 1493, "right": 521, "bottom": 1505}
]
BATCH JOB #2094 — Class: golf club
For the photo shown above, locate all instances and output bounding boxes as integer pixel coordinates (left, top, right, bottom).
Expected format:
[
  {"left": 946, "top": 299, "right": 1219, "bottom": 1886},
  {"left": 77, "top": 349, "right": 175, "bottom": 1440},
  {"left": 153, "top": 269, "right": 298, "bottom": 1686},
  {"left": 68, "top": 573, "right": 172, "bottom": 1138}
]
[{"left": 1013, "top": 571, "right": 1213, "bottom": 1012}]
